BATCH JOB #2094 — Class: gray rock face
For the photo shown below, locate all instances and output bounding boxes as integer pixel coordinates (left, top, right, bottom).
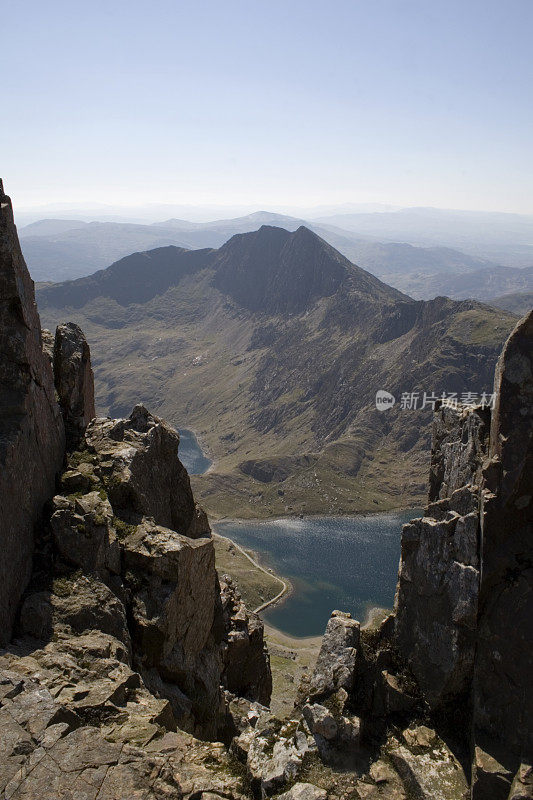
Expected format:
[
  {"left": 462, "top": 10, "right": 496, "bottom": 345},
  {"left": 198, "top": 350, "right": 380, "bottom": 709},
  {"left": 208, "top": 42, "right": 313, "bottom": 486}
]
[
  {"left": 84, "top": 405, "right": 207, "bottom": 537},
  {"left": 308, "top": 611, "right": 360, "bottom": 700},
  {"left": 473, "top": 310, "right": 533, "bottom": 785},
  {"left": 428, "top": 404, "right": 489, "bottom": 501},
  {"left": 122, "top": 518, "right": 223, "bottom": 736},
  {"left": 236, "top": 711, "right": 312, "bottom": 796},
  {"left": 387, "top": 734, "right": 469, "bottom": 800},
  {"left": 53, "top": 322, "right": 95, "bottom": 448},
  {"left": 276, "top": 784, "right": 328, "bottom": 800},
  {"left": 0, "top": 180, "right": 65, "bottom": 645},
  {"left": 220, "top": 577, "right": 272, "bottom": 707},
  {"left": 395, "top": 478, "right": 482, "bottom": 706}
]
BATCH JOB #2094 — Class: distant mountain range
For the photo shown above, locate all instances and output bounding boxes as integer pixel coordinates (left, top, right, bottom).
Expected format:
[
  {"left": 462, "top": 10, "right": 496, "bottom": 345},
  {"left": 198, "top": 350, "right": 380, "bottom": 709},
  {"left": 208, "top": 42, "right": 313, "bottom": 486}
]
[
  {"left": 20, "top": 221, "right": 191, "bottom": 282},
  {"left": 314, "top": 207, "right": 533, "bottom": 267},
  {"left": 20, "top": 210, "right": 533, "bottom": 307},
  {"left": 37, "top": 225, "right": 517, "bottom": 519},
  {"left": 398, "top": 265, "right": 533, "bottom": 303}
]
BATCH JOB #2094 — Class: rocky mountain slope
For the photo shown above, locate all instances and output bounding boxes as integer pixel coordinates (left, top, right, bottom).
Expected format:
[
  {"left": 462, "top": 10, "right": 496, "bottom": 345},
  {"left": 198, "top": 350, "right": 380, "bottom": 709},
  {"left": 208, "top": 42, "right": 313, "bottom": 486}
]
[
  {"left": 1, "top": 182, "right": 531, "bottom": 798},
  {"left": 22, "top": 210, "right": 512, "bottom": 302},
  {"left": 37, "top": 226, "right": 517, "bottom": 518}
]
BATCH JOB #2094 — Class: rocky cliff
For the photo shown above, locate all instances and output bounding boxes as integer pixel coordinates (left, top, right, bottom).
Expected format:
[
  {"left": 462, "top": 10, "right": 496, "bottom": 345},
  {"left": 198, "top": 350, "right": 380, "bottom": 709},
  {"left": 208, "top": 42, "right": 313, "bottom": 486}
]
[
  {"left": 228, "top": 312, "right": 531, "bottom": 799},
  {"left": 0, "top": 180, "right": 530, "bottom": 799},
  {"left": 0, "top": 182, "right": 272, "bottom": 798},
  {"left": 0, "top": 180, "right": 65, "bottom": 645}
]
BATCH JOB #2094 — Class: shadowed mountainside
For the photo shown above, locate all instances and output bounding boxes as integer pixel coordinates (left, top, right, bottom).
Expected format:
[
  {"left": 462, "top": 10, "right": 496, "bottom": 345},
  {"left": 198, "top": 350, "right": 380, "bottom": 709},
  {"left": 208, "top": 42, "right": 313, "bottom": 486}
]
[
  {"left": 23, "top": 211, "right": 525, "bottom": 305},
  {"left": 37, "top": 225, "right": 518, "bottom": 518}
]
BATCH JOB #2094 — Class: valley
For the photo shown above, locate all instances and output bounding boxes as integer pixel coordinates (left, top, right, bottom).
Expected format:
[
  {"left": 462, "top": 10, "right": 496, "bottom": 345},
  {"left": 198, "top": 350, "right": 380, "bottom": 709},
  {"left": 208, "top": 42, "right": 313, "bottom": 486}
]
[{"left": 37, "top": 225, "right": 518, "bottom": 520}]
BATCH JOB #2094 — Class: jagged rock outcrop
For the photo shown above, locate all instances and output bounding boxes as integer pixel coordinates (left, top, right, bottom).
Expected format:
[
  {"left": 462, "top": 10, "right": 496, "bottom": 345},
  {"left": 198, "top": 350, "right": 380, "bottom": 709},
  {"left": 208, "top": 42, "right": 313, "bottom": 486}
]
[
  {"left": 288, "top": 311, "right": 532, "bottom": 799},
  {"left": 231, "top": 710, "right": 314, "bottom": 797},
  {"left": 53, "top": 321, "right": 96, "bottom": 448},
  {"left": 12, "top": 401, "right": 271, "bottom": 740},
  {"left": 308, "top": 610, "right": 360, "bottom": 700},
  {"left": 0, "top": 180, "right": 65, "bottom": 645},
  {"left": 394, "top": 412, "right": 487, "bottom": 708},
  {"left": 84, "top": 405, "right": 210, "bottom": 538},
  {"left": 393, "top": 313, "right": 533, "bottom": 798},
  {"left": 220, "top": 577, "right": 272, "bottom": 707},
  {"left": 0, "top": 397, "right": 272, "bottom": 795}
]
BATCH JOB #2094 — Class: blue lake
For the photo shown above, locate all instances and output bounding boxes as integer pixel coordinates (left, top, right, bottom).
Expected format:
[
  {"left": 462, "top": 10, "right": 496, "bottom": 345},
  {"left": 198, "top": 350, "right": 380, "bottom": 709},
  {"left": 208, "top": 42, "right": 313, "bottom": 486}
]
[
  {"left": 215, "top": 511, "right": 421, "bottom": 637},
  {"left": 178, "top": 429, "right": 212, "bottom": 475}
]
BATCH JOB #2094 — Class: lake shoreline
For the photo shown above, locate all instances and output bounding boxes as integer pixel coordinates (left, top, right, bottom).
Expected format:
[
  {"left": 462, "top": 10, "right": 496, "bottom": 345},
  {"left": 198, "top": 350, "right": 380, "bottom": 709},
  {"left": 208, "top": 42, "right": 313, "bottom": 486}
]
[
  {"left": 212, "top": 530, "right": 293, "bottom": 614},
  {"left": 214, "top": 509, "right": 419, "bottom": 638},
  {"left": 210, "top": 507, "right": 422, "bottom": 526}
]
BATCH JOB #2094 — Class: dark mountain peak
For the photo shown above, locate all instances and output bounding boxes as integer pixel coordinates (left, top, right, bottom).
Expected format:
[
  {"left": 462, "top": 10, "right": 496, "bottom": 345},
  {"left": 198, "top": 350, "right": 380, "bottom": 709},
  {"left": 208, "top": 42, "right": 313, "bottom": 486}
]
[
  {"left": 214, "top": 224, "right": 407, "bottom": 312},
  {"left": 212, "top": 225, "right": 354, "bottom": 313},
  {"left": 37, "top": 223, "right": 407, "bottom": 315}
]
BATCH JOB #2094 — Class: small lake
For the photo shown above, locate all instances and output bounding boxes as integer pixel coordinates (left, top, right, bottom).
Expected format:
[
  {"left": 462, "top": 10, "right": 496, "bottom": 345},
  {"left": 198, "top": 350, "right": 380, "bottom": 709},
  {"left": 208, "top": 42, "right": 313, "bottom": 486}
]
[
  {"left": 215, "top": 511, "right": 421, "bottom": 638},
  {"left": 178, "top": 429, "right": 212, "bottom": 475}
]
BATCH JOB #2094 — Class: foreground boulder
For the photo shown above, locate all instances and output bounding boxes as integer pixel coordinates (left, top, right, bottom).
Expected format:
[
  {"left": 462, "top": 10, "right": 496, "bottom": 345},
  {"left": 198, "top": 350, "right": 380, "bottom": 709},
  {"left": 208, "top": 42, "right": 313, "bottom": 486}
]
[{"left": 0, "top": 180, "right": 65, "bottom": 645}]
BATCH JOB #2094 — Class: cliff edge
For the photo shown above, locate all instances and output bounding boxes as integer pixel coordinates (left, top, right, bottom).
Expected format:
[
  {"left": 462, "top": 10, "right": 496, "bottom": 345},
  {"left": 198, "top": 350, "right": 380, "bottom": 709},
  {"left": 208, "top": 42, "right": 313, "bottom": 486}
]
[{"left": 0, "top": 180, "right": 65, "bottom": 645}]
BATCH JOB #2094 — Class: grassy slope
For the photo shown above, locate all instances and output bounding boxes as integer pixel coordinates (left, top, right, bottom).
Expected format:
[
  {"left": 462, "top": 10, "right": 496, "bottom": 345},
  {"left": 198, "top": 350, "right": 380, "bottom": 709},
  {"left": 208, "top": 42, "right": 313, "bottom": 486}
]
[{"left": 39, "top": 269, "right": 517, "bottom": 519}]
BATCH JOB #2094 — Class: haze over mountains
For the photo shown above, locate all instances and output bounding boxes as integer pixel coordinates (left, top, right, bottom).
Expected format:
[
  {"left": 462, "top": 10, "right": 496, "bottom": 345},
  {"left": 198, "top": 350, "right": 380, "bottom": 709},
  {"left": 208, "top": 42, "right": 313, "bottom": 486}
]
[
  {"left": 37, "top": 224, "right": 517, "bottom": 518},
  {"left": 22, "top": 206, "right": 533, "bottom": 305},
  {"left": 314, "top": 206, "right": 533, "bottom": 266}
]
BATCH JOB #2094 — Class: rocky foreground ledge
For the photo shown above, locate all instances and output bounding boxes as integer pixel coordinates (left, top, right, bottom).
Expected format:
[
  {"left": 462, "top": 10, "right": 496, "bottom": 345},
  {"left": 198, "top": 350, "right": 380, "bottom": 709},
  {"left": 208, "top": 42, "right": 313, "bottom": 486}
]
[{"left": 0, "top": 178, "right": 532, "bottom": 799}]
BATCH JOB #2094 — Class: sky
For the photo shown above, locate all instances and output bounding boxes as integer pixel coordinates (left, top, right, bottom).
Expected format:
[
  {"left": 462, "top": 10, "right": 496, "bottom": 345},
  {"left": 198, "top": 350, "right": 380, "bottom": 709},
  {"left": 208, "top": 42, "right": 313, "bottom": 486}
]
[{"left": 2, "top": 0, "right": 533, "bottom": 214}]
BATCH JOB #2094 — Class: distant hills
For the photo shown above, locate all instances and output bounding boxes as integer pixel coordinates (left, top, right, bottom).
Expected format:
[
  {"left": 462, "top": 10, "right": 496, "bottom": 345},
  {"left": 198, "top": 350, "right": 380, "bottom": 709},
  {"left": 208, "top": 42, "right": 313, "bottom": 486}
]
[
  {"left": 489, "top": 290, "right": 533, "bottom": 316},
  {"left": 20, "top": 221, "right": 190, "bottom": 282},
  {"left": 21, "top": 208, "right": 533, "bottom": 304},
  {"left": 37, "top": 225, "right": 518, "bottom": 519},
  {"left": 314, "top": 207, "right": 533, "bottom": 267},
  {"left": 399, "top": 265, "right": 533, "bottom": 303}
]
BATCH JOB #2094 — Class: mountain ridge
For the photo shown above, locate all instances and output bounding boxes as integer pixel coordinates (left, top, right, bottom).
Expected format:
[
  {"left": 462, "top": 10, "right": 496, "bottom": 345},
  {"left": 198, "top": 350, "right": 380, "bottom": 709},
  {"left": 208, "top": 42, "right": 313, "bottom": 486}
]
[
  {"left": 38, "top": 224, "right": 408, "bottom": 312},
  {"left": 37, "top": 227, "right": 518, "bottom": 518}
]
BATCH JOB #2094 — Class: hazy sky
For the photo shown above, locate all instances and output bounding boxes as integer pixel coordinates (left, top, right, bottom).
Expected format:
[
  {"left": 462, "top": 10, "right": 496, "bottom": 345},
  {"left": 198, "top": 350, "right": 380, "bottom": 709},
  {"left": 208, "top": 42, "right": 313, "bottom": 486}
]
[{"left": 3, "top": 0, "right": 533, "bottom": 213}]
